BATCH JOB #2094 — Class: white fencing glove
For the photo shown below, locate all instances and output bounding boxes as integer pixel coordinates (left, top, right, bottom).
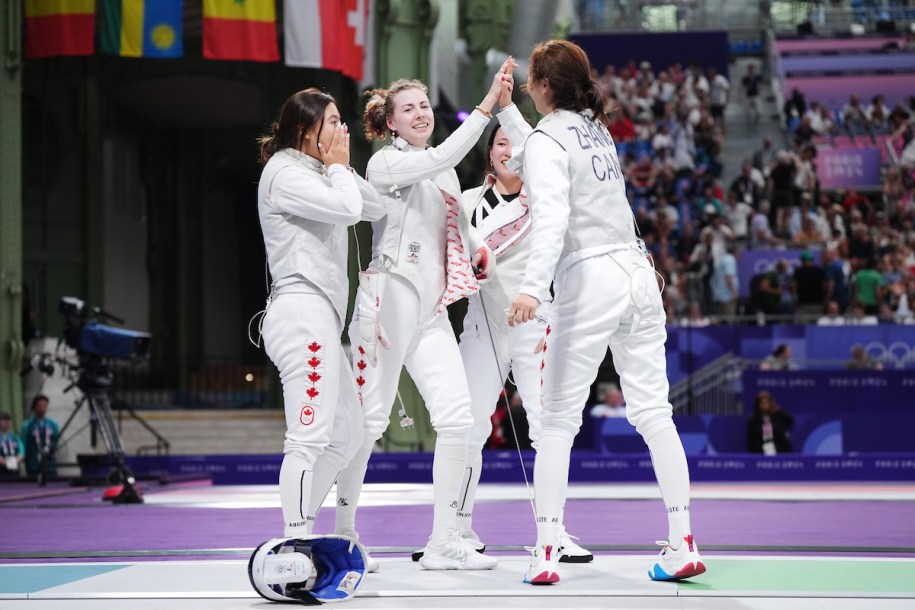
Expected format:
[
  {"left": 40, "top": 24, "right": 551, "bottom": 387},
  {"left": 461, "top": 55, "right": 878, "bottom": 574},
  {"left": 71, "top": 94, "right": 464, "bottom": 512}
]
[{"left": 356, "top": 271, "right": 390, "bottom": 367}]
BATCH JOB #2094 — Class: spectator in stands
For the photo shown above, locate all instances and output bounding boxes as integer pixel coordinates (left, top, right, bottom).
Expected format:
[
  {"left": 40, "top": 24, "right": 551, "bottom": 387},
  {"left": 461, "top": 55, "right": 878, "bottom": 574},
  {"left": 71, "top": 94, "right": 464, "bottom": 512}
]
[
  {"left": 805, "top": 101, "right": 837, "bottom": 141},
  {"left": 760, "top": 344, "right": 798, "bottom": 371},
  {"left": 679, "top": 303, "right": 711, "bottom": 328},
  {"left": 842, "top": 188, "right": 873, "bottom": 223},
  {"left": 0, "top": 411, "right": 23, "bottom": 478},
  {"left": 609, "top": 105, "right": 636, "bottom": 142},
  {"left": 866, "top": 95, "right": 890, "bottom": 135},
  {"left": 707, "top": 67, "right": 730, "bottom": 135},
  {"left": 848, "top": 225, "right": 877, "bottom": 271},
  {"left": 883, "top": 166, "right": 910, "bottom": 217},
  {"left": 817, "top": 301, "right": 846, "bottom": 326},
  {"left": 793, "top": 144, "right": 818, "bottom": 207},
  {"left": 852, "top": 257, "right": 883, "bottom": 315},
  {"left": 750, "top": 200, "right": 781, "bottom": 248},
  {"left": 783, "top": 89, "right": 807, "bottom": 129},
  {"left": 598, "top": 64, "right": 621, "bottom": 99},
  {"left": 729, "top": 161, "right": 760, "bottom": 207},
  {"left": 752, "top": 136, "right": 775, "bottom": 176},
  {"left": 792, "top": 115, "right": 816, "bottom": 148},
  {"left": 769, "top": 150, "right": 798, "bottom": 236},
  {"left": 841, "top": 94, "right": 876, "bottom": 143},
  {"left": 590, "top": 385, "right": 627, "bottom": 418},
  {"left": 725, "top": 190, "right": 753, "bottom": 245},
  {"left": 711, "top": 242, "right": 739, "bottom": 318},
  {"left": 740, "top": 63, "right": 763, "bottom": 126},
  {"left": 686, "top": 230, "right": 715, "bottom": 313},
  {"left": 847, "top": 344, "right": 883, "bottom": 370},
  {"left": 823, "top": 248, "right": 851, "bottom": 312},
  {"left": 747, "top": 391, "right": 794, "bottom": 455},
  {"left": 757, "top": 260, "right": 790, "bottom": 318},
  {"left": 792, "top": 251, "right": 826, "bottom": 321},
  {"left": 21, "top": 394, "right": 59, "bottom": 479},
  {"left": 847, "top": 301, "right": 879, "bottom": 325},
  {"left": 794, "top": 215, "right": 825, "bottom": 248}
]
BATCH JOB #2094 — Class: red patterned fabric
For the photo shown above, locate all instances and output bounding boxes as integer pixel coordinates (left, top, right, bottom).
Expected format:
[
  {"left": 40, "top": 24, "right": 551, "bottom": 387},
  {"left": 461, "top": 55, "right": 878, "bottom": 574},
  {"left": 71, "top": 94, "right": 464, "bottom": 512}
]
[{"left": 437, "top": 190, "right": 480, "bottom": 315}]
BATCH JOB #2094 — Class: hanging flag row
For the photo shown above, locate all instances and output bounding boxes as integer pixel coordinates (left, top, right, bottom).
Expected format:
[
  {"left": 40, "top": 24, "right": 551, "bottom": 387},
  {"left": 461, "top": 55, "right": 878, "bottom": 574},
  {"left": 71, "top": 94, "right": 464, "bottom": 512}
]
[{"left": 23, "top": 0, "right": 370, "bottom": 81}]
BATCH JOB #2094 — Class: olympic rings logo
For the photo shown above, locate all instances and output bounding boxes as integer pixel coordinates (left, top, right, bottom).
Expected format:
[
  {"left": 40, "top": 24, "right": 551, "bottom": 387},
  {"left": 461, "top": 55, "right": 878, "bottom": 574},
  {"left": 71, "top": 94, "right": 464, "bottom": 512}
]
[{"left": 864, "top": 342, "right": 915, "bottom": 369}]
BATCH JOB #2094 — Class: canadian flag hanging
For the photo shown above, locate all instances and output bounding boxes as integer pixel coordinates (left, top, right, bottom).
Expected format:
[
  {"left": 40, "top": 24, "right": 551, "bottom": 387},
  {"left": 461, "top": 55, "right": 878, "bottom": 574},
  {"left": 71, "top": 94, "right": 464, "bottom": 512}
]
[{"left": 284, "top": 0, "right": 371, "bottom": 82}]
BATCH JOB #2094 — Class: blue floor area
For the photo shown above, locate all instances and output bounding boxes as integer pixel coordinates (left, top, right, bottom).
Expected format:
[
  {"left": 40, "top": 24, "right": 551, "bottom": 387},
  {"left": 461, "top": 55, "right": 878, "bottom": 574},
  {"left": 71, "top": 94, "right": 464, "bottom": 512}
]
[{"left": 0, "top": 564, "right": 128, "bottom": 594}]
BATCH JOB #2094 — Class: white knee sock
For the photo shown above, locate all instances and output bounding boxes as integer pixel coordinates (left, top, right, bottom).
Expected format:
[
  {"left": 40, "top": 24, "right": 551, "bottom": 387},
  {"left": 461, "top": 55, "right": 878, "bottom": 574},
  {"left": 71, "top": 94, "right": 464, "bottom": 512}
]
[
  {"left": 646, "top": 427, "right": 692, "bottom": 548},
  {"left": 533, "top": 433, "right": 572, "bottom": 550},
  {"left": 334, "top": 442, "right": 373, "bottom": 536},
  {"left": 456, "top": 451, "right": 483, "bottom": 534},
  {"left": 429, "top": 437, "right": 467, "bottom": 548},
  {"left": 304, "top": 455, "right": 342, "bottom": 535},
  {"left": 279, "top": 453, "right": 315, "bottom": 537}
]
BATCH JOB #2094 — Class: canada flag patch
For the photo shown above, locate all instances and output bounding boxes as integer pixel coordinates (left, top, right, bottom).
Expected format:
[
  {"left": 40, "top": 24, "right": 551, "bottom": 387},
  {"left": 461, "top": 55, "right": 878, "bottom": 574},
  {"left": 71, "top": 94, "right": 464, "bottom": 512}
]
[{"left": 300, "top": 405, "right": 315, "bottom": 426}]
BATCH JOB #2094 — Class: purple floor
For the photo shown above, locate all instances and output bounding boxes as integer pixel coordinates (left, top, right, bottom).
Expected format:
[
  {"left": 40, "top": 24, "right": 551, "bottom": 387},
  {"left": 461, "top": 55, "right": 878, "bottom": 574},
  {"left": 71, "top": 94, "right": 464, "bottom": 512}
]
[{"left": 2, "top": 482, "right": 913, "bottom": 560}]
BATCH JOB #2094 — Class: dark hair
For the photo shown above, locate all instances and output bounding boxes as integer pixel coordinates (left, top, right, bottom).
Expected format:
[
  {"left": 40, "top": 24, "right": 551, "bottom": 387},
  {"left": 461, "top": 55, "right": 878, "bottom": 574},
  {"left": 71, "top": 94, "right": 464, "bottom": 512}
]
[
  {"left": 529, "top": 40, "right": 610, "bottom": 128},
  {"left": 258, "top": 88, "right": 336, "bottom": 165},
  {"left": 363, "top": 79, "right": 428, "bottom": 141},
  {"left": 483, "top": 124, "right": 504, "bottom": 178},
  {"left": 0, "top": 411, "right": 10, "bottom": 421},
  {"left": 31, "top": 394, "right": 49, "bottom": 411},
  {"left": 773, "top": 344, "right": 789, "bottom": 357},
  {"left": 752, "top": 391, "right": 777, "bottom": 416}
]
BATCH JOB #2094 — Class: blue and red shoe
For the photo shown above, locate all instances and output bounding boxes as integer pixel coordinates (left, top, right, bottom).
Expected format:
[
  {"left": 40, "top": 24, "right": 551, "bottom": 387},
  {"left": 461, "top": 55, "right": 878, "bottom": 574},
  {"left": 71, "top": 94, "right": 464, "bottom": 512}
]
[{"left": 648, "top": 535, "right": 707, "bottom": 581}]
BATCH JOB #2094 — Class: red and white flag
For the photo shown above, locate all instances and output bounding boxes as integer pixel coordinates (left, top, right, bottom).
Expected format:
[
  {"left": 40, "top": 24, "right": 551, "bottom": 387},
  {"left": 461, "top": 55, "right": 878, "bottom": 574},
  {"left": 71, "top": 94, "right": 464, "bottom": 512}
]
[{"left": 284, "top": 0, "right": 372, "bottom": 83}]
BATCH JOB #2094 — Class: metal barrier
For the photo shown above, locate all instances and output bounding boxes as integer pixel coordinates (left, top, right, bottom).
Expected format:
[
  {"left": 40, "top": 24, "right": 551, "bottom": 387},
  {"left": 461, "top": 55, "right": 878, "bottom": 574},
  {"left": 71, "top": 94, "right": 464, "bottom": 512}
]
[{"left": 669, "top": 351, "right": 746, "bottom": 415}]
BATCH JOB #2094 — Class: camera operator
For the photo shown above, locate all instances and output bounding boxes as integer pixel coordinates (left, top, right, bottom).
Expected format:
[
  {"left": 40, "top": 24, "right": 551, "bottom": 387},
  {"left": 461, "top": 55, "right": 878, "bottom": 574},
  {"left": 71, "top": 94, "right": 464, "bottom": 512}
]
[
  {"left": 0, "top": 412, "right": 24, "bottom": 477},
  {"left": 21, "top": 395, "right": 59, "bottom": 479}
]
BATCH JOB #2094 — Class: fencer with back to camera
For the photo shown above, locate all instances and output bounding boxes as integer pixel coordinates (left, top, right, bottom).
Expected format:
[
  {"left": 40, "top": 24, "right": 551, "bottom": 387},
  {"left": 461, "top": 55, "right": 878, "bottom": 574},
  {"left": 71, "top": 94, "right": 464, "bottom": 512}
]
[
  {"left": 428, "top": 69, "right": 592, "bottom": 565},
  {"left": 247, "top": 88, "right": 384, "bottom": 604},
  {"left": 330, "top": 58, "right": 519, "bottom": 572},
  {"left": 506, "top": 40, "right": 706, "bottom": 585}
]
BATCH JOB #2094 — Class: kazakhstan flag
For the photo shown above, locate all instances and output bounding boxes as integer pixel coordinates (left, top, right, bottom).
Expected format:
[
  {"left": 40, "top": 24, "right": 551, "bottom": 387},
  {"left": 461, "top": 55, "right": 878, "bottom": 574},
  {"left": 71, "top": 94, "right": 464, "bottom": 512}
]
[{"left": 101, "top": 0, "right": 183, "bottom": 58}]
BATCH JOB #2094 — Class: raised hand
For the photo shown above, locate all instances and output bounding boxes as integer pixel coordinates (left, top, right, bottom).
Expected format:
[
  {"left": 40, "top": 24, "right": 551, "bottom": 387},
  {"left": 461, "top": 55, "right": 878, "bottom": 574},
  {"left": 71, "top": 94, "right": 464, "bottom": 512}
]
[{"left": 319, "top": 123, "right": 350, "bottom": 168}]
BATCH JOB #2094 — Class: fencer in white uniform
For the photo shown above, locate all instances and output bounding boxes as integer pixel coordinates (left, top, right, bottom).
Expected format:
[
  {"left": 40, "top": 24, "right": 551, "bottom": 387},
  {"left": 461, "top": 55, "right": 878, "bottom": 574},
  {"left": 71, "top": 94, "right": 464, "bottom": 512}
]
[
  {"left": 256, "top": 89, "right": 385, "bottom": 541},
  {"left": 437, "top": 104, "right": 592, "bottom": 563},
  {"left": 332, "top": 61, "right": 517, "bottom": 571},
  {"left": 507, "top": 40, "right": 706, "bottom": 585}
]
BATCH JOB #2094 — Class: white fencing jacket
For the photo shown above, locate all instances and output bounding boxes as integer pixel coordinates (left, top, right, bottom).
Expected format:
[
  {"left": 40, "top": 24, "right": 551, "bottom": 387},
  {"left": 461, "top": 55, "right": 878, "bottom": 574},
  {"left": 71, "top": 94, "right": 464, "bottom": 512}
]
[
  {"left": 258, "top": 148, "right": 385, "bottom": 326},
  {"left": 515, "top": 110, "right": 638, "bottom": 303}
]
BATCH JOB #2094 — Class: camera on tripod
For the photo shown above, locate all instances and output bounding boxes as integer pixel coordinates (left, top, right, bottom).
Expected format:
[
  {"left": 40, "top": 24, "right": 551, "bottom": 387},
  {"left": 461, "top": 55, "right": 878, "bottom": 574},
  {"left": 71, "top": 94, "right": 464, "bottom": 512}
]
[{"left": 59, "top": 296, "right": 152, "bottom": 364}]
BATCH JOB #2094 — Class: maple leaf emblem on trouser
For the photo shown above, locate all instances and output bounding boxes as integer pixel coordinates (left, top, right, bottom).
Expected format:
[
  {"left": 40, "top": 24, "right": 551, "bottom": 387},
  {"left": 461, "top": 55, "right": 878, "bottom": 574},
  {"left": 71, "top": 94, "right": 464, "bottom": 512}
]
[
  {"left": 300, "top": 406, "right": 315, "bottom": 425},
  {"left": 356, "top": 376, "right": 366, "bottom": 387},
  {"left": 306, "top": 387, "right": 320, "bottom": 399},
  {"left": 308, "top": 372, "right": 321, "bottom": 383},
  {"left": 308, "top": 357, "right": 321, "bottom": 368},
  {"left": 357, "top": 360, "right": 367, "bottom": 371},
  {"left": 308, "top": 341, "right": 322, "bottom": 353}
]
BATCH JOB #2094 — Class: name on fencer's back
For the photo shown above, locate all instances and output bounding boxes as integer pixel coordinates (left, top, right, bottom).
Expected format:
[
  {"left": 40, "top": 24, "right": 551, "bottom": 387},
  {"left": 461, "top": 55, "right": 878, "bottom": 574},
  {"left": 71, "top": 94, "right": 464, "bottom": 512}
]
[{"left": 566, "top": 123, "right": 623, "bottom": 183}]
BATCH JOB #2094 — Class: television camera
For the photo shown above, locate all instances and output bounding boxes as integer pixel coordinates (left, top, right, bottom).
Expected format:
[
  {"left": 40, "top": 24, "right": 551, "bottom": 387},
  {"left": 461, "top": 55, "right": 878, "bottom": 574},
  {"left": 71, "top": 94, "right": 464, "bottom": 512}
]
[{"left": 32, "top": 297, "right": 152, "bottom": 503}]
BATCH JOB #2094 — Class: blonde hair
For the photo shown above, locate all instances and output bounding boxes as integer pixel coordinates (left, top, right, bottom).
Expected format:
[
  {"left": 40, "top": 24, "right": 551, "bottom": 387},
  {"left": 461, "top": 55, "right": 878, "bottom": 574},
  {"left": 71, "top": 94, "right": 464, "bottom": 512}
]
[{"left": 363, "top": 79, "right": 428, "bottom": 141}]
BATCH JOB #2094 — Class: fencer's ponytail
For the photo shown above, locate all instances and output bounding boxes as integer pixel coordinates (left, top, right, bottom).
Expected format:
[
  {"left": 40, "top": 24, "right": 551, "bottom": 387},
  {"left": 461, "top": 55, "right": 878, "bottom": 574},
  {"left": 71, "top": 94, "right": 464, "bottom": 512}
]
[
  {"left": 362, "top": 79, "right": 428, "bottom": 142},
  {"left": 529, "top": 39, "right": 611, "bottom": 129},
  {"left": 257, "top": 122, "right": 281, "bottom": 165}
]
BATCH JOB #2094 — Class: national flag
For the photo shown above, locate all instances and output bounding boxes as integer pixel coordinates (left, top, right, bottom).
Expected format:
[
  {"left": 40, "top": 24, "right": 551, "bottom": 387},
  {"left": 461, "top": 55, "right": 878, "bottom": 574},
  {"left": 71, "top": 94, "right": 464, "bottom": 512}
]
[
  {"left": 100, "top": 0, "right": 183, "bottom": 58},
  {"left": 284, "top": 0, "right": 370, "bottom": 82},
  {"left": 24, "top": 0, "right": 97, "bottom": 58},
  {"left": 202, "top": 0, "right": 279, "bottom": 62}
]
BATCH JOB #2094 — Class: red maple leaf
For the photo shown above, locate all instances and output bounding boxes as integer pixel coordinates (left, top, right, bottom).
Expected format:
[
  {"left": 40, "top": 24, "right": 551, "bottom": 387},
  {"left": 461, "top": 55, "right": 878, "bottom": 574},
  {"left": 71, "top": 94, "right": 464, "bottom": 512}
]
[
  {"left": 308, "top": 372, "right": 321, "bottom": 383},
  {"left": 356, "top": 376, "right": 366, "bottom": 387},
  {"left": 308, "top": 357, "right": 321, "bottom": 368},
  {"left": 308, "top": 341, "right": 322, "bottom": 353},
  {"left": 358, "top": 346, "right": 365, "bottom": 355},
  {"left": 546, "top": 326, "right": 552, "bottom": 335},
  {"left": 306, "top": 387, "right": 320, "bottom": 399},
  {"left": 357, "top": 360, "right": 367, "bottom": 371},
  {"left": 542, "top": 344, "right": 547, "bottom": 352},
  {"left": 541, "top": 361, "right": 545, "bottom": 370}
]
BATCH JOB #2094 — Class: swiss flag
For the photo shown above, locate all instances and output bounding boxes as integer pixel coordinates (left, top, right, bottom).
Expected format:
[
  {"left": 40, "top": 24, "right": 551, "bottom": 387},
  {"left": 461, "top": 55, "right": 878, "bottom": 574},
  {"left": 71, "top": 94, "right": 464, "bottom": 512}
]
[{"left": 284, "top": 0, "right": 371, "bottom": 82}]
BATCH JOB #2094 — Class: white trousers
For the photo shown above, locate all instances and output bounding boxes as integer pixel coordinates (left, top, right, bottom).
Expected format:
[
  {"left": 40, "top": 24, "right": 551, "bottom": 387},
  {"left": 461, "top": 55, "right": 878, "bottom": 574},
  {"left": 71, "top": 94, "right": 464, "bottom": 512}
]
[
  {"left": 352, "top": 273, "right": 473, "bottom": 444},
  {"left": 262, "top": 290, "right": 365, "bottom": 536},
  {"left": 459, "top": 296, "right": 545, "bottom": 452},
  {"left": 533, "top": 248, "right": 692, "bottom": 547}
]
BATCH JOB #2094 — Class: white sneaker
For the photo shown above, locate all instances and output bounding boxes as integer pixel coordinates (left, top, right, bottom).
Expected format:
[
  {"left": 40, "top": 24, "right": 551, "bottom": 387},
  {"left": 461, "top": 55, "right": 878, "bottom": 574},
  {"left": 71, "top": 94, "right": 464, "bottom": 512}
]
[
  {"left": 648, "top": 535, "right": 706, "bottom": 581},
  {"left": 523, "top": 544, "right": 560, "bottom": 585},
  {"left": 558, "top": 529, "right": 593, "bottom": 563},
  {"left": 337, "top": 530, "right": 379, "bottom": 573},
  {"left": 411, "top": 529, "right": 486, "bottom": 561},
  {"left": 419, "top": 532, "right": 498, "bottom": 570}
]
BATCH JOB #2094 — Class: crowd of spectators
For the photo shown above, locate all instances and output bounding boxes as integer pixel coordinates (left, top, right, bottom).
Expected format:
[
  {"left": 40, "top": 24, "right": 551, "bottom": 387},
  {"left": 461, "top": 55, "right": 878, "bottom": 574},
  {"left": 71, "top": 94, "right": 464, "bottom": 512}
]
[{"left": 592, "top": 57, "right": 915, "bottom": 325}]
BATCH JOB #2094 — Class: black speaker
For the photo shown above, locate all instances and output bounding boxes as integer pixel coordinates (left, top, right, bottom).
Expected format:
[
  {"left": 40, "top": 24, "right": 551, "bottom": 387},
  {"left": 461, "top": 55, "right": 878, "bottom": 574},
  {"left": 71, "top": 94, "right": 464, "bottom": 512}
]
[
  {"left": 875, "top": 20, "right": 896, "bottom": 33},
  {"left": 797, "top": 21, "right": 814, "bottom": 35}
]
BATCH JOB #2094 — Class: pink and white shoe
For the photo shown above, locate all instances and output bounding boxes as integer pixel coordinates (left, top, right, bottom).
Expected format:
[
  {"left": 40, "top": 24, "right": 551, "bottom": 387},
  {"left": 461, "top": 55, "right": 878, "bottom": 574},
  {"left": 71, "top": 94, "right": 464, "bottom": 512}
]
[
  {"left": 523, "top": 544, "right": 561, "bottom": 585},
  {"left": 648, "top": 534, "right": 706, "bottom": 581}
]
